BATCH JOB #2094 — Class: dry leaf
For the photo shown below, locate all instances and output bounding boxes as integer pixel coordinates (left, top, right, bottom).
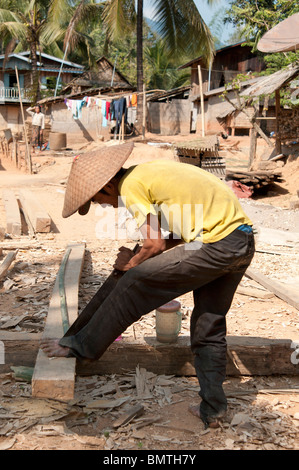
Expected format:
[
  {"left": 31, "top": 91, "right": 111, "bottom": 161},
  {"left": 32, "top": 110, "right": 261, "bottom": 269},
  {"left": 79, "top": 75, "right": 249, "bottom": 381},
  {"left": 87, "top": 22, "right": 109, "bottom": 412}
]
[
  {"left": 84, "top": 396, "right": 130, "bottom": 410},
  {"left": 0, "top": 438, "right": 16, "bottom": 450}
]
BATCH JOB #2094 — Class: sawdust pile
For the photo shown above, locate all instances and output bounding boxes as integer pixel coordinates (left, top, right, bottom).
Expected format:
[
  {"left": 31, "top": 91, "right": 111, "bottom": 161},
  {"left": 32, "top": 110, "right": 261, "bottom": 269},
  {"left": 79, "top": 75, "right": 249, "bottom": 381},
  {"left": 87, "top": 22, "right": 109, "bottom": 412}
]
[{"left": 281, "top": 157, "right": 299, "bottom": 196}]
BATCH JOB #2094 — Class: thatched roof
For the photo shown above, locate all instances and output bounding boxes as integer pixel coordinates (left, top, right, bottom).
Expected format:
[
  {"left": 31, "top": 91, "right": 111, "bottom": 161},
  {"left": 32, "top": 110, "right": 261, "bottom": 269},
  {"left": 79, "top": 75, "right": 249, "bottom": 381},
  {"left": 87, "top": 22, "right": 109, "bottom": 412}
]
[{"left": 240, "top": 63, "right": 299, "bottom": 98}]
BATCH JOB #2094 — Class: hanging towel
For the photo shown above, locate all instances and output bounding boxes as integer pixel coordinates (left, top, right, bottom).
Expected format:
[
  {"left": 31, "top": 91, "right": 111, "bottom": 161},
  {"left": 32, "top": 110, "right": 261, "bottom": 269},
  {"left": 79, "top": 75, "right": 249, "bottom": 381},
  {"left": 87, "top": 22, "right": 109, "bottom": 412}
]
[
  {"left": 131, "top": 94, "right": 137, "bottom": 107},
  {"left": 106, "top": 101, "right": 111, "bottom": 121},
  {"left": 102, "top": 99, "right": 107, "bottom": 127}
]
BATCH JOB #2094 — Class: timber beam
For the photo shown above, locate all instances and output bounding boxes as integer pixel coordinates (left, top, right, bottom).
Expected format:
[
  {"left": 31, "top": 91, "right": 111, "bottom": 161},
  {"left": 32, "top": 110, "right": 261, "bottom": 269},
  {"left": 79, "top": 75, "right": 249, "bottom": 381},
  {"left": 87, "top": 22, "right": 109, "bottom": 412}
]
[{"left": 0, "top": 334, "right": 297, "bottom": 378}]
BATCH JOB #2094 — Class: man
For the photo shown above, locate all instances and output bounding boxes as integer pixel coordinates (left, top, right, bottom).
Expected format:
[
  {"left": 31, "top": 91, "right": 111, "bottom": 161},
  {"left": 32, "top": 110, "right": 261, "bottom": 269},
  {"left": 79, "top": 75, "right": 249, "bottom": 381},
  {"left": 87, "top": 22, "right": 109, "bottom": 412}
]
[
  {"left": 41, "top": 142, "right": 255, "bottom": 428},
  {"left": 26, "top": 105, "right": 45, "bottom": 153}
]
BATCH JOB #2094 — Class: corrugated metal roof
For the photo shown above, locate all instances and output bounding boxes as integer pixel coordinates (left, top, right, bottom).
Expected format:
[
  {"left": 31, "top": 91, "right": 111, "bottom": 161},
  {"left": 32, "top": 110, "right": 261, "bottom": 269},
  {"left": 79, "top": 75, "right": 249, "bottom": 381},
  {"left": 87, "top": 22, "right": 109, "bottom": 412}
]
[{"left": 178, "top": 41, "right": 247, "bottom": 70}]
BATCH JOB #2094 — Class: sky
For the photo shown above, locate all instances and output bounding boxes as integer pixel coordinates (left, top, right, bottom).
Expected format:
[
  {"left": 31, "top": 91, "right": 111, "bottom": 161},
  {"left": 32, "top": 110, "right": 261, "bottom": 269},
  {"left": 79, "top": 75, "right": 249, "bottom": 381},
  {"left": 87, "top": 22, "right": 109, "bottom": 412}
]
[
  {"left": 195, "top": 0, "right": 234, "bottom": 43},
  {"left": 143, "top": 0, "right": 235, "bottom": 45}
]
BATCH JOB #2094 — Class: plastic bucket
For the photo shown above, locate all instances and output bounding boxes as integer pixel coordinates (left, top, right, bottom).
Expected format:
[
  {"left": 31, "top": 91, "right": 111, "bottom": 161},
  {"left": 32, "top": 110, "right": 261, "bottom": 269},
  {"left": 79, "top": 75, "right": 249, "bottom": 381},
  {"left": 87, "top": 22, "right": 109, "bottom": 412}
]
[{"left": 155, "top": 300, "right": 182, "bottom": 343}]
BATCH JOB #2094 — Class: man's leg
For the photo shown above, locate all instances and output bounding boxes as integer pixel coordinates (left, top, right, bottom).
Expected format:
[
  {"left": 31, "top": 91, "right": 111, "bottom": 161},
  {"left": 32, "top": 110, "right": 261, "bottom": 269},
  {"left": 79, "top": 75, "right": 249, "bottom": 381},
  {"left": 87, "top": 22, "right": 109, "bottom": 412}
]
[
  {"left": 42, "top": 229, "right": 254, "bottom": 363},
  {"left": 190, "top": 269, "right": 247, "bottom": 427}
]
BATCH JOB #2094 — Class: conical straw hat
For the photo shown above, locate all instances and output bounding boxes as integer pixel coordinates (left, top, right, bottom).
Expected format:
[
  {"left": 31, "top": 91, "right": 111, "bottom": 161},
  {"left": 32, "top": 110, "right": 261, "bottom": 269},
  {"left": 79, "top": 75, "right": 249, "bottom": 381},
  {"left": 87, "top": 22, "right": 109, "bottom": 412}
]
[{"left": 62, "top": 142, "right": 134, "bottom": 218}]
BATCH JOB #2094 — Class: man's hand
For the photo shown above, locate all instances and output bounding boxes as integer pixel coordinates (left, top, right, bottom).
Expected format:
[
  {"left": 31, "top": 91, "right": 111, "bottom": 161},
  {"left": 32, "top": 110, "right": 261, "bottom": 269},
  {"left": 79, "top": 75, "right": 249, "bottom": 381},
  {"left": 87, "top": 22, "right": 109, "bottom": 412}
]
[
  {"left": 113, "top": 214, "right": 183, "bottom": 272},
  {"left": 113, "top": 246, "right": 136, "bottom": 271}
]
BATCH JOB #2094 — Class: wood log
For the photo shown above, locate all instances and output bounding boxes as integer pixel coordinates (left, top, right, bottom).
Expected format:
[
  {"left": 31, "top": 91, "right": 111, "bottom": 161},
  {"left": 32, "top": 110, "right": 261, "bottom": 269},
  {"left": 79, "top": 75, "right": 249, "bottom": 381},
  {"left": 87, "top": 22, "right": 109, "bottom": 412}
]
[
  {"left": 0, "top": 250, "right": 18, "bottom": 281},
  {"left": 0, "top": 242, "right": 41, "bottom": 251},
  {"left": 1, "top": 333, "right": 296, "bottom": 377},
  {"left": 2, "top": 190, "right": 22, "bottom": 236},
  {"left": 31, "top": 244, "right": 85, "bottom": 402},
  {"left": 19, "top": 190, "right": 52, "bottom": 233}
]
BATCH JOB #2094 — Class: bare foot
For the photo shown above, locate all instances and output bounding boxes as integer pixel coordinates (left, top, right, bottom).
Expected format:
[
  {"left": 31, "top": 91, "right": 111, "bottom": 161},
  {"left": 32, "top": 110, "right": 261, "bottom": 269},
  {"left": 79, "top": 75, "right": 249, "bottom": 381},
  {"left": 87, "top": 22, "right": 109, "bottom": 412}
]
[{"left": 40, "top": 339, "right": 70, "bottom": 358}]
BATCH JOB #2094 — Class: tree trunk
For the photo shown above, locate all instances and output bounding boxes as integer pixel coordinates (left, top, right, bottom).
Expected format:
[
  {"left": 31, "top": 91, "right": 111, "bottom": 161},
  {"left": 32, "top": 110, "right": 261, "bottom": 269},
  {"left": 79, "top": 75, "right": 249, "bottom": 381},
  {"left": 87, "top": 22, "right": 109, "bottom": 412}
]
[
  {"left": 136, "top": 0, "right": 143, "bottom": 133},
  {"left": 30, "top": 38, "right": 40, "bottom": 103}
]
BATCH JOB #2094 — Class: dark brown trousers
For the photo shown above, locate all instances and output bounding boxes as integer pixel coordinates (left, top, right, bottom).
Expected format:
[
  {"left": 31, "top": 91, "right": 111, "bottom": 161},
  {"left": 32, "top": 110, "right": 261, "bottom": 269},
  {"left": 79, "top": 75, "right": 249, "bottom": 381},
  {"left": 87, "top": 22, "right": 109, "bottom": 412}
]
[{"left": 59, "top": 227, "right": 255, "bottom": 425}]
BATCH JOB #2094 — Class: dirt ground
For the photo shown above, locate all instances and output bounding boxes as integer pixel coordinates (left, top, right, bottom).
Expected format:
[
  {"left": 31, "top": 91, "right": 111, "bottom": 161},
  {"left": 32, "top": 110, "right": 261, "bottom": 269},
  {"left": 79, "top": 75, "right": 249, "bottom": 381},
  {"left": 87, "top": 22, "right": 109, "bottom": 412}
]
[{"left": 0, "top": 133, "right": 298, "bottom": 451}]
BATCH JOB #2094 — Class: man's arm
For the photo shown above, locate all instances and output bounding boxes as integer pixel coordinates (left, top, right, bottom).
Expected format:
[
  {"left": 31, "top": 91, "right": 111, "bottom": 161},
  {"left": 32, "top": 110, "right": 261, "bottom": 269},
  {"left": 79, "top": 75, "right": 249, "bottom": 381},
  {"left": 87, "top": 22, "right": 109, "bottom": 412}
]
[{"left": 113, "top": 214, "right": 183, "bottom": 271}]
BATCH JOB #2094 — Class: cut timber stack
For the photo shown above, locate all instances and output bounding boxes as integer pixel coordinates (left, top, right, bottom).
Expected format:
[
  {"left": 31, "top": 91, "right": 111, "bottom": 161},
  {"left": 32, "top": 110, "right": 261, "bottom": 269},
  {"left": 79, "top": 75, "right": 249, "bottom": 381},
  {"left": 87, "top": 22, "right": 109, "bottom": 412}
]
[
  {"left": 225, "top": 168, "right": 283, "bottom": 190},
  {"left": 19, "top": 189, "right": 52, "bottom": 233}
]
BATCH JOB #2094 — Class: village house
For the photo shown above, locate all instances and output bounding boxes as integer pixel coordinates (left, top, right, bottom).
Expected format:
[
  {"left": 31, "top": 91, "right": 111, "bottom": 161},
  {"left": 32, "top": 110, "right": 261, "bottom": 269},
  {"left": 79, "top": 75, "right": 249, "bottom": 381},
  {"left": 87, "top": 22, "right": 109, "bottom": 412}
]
[
  {"left": 60, "top": 56, "right": 134, "bottom": 95},
  {"left": 0, "top": 52, "right": 84, "bottom": 136},
  {"left": 37, "top": 56, "right": 135, "bottom": 146},
  {"left": 147, "top": 42, "right": 267, "bottom": 136}
]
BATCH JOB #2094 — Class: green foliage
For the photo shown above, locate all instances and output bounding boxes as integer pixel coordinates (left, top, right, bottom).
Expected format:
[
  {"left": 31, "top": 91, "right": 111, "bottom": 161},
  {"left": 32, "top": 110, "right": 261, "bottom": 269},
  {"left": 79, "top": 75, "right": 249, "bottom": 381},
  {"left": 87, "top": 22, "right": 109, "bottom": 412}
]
[
  {"left": 224, "top": 1, "right": 299, "bottom": 107},
  {"left": 144, "top": 38, "right": 190, "bottom": 90},
  {"left": 90, "top": 20, "right": 190, "bottom": 91},
  {"left": 0, "top": 0, "right": 217, "bottom": 96},
  {"left": 225, "top": 0, "right": 299, "bottom": 69}
]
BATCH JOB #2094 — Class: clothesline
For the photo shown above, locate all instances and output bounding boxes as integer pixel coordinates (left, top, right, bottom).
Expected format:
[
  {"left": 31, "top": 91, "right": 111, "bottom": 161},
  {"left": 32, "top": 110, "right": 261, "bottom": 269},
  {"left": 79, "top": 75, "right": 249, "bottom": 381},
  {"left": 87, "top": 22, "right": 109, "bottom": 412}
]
[
  {"left": 64, "top": 88, "right": 168, "bottom": 125},
  {"left": 64, "top": 94, "right": 135, "bottom": 131}
]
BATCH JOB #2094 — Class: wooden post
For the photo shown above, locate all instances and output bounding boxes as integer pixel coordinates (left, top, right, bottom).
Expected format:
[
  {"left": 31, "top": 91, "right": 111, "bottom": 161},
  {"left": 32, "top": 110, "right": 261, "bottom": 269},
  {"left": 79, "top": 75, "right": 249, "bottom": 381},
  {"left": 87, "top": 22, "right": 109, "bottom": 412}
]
[
  {"left": 275, "top": 89, "right": 282, "bottom": 154},
  {"left": 248, "top": 104, "right": 258, "bottom": 170},
  {"left": 198, "top": 65, "right": 205, "bottom": 137},
  {"left": 121, "top": 114, "right": 125, "bottom": 142},
  {"left": 224, "top": 94, "right": 274, "bottom": 147},
  {"left": 142, "top": 84, "right": 146, "bottom": 140},
  {"left": 12, "top": 137, "right": 17, "bottom": 167},
  {"left": 248, "top": 129, "right": 257, "bottom": 170},
  {"left": 15, "top": 66, "right": 32, "bottom": 174}
]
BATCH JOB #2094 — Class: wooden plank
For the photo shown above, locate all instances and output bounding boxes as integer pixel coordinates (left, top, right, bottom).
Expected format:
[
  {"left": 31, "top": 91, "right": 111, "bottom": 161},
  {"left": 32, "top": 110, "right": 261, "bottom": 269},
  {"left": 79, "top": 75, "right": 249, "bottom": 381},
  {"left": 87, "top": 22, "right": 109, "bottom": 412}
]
[
  {"left": 0, "top": 250, "right": 18, "bottom": 281},
  {"left": 31, "top": 243, "right": 85, "bottom": 402},
  {"left": 1, "top": 333, "right": 297, "bottom": 376},
  {"left": 236, "top": 285, "right": 274, "bottom": 299},
  {"left": 64, "top": 244, "right": 139, "bottom": 338},
  {"left": 19, "top": 190, "right": 52, "bottom": 233},
  {"left": 245, "top": 267, "right": 299, "bottom": 311},
  {"left": 2, "top": 190, "right": 22, "bottom": 236}
]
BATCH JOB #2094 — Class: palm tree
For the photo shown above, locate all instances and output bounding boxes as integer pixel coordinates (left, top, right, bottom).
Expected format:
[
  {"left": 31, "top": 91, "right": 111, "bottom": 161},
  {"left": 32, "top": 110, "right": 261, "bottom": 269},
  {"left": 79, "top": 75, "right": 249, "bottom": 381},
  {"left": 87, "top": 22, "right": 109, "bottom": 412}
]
[
  {"left": 48, "top": 0, "right": 103, "bottom": 67},
  {"left": 144, "top": 38, "right": 190, "bottom": 90},
  {"left": 0, "top": 0, "right": 102, "bottom": 102},
  {"left": 0, "top": 0, "right": 52, "bottom": 102},
  {"left": 103, "top": 0, "right": 215, "bottom": 131}
]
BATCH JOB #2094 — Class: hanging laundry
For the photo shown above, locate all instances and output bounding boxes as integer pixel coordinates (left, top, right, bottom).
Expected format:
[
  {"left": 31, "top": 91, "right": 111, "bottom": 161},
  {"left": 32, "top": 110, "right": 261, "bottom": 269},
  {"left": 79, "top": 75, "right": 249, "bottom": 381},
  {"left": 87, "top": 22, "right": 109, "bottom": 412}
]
[
  {"left": 131, "top": 94, "right": 137, "bottom": 107},
  {"left": 101, "top": 100, "right": 107, "bottom": 127},
  {"left": 113, "top": 97, "right": 127, "bottom": 135},
  {"left": 110, "top": 100, "right": 116, "bottom": 121},
  {"left": 65, "top": 98, "right": 86, "bottom": 120},
  {"left": 106, "top": 101, "right": 111, "bottom": 121}
]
